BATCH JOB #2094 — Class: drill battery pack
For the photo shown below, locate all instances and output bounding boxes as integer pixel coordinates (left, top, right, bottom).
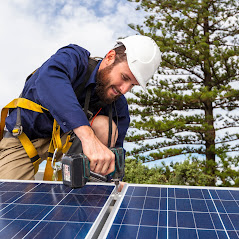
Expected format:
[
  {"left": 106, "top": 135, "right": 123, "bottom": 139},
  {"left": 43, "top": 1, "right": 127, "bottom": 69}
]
[{"left": 61, "top": 153, "right": 90, "bottom": 188}]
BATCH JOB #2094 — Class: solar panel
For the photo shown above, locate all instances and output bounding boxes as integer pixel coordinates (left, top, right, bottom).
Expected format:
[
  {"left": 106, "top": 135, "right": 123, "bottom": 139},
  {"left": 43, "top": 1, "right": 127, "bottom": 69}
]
[
  {"left": 1, "top": 181, "right": 239, "bottom": 239},
  {"left": 100, "top": 184, "right": 239, "bottom": 239},
  {"left": 0, "top": 180, "right": 114, "bottom": 239}
]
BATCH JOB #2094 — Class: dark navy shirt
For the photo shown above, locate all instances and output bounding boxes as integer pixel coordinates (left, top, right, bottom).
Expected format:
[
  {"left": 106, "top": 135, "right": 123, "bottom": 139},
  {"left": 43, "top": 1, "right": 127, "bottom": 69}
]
[{"left": 5, "top": 44, "right": 130, "bottom": 148}]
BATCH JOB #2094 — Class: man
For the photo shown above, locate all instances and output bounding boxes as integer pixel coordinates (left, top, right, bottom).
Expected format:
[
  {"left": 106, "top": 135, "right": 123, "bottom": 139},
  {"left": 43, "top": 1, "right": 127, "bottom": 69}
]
[{"left": 0, "top": 35, "right": 161, "bottom": 180}]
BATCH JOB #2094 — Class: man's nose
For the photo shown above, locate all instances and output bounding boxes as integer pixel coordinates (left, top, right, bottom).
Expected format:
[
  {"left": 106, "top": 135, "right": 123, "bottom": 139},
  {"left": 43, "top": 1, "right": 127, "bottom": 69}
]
[{"left": 119, "top": 82, "right": 132, "bottom": 95}]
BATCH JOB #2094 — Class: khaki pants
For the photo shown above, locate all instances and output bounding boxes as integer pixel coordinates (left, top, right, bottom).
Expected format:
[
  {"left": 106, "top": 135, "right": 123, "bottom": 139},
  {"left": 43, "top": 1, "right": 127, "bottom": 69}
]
[{"left": 0, "top": 137, "right": 51, "bottom": 180}]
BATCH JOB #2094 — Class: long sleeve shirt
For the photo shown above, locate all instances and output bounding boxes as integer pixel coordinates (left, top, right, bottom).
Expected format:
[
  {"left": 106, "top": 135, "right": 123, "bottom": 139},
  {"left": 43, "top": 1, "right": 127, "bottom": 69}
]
[{"left": 5, "top": 44, "right": 130, "bottom": 148}]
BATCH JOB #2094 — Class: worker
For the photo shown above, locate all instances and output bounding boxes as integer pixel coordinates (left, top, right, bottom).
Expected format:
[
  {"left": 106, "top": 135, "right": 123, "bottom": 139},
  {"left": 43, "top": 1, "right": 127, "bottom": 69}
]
[{"left": 0, "top": 35, "right": 161, "bottom": 181}]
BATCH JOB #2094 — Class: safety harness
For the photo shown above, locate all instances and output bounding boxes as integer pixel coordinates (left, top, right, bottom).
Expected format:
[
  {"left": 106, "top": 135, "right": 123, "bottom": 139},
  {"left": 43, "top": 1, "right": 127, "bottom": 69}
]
[{"left": 0, "top": 58, "right": 113, "bottom": 181}]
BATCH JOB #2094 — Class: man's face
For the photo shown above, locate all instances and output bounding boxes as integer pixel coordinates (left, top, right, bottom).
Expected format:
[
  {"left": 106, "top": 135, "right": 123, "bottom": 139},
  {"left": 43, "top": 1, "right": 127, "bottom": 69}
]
[{"left": 96, "top": 61, "right": 139, "bottom": 104}]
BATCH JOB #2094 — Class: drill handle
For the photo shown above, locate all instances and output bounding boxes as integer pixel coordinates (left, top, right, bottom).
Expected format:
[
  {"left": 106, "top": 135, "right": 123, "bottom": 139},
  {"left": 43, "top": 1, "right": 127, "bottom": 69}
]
[
  {"left": 67, "top": 134, "right": 83, "bottom": 155},
  {"left": 110, "top": 147, "right": 125, "bottom": 179}
]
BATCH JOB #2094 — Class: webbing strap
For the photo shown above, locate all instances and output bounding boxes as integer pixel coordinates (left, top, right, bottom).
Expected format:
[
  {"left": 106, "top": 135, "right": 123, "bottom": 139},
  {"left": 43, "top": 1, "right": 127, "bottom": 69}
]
[
  {"left": 0, "top": 98, "right": 48, "bottom": 140},
  {"left": 0, "top": 98, "right": 49, "bottom": 174},
  {"left": 43, "top": 140, "right": 55, "bottom": 181},
  {"left": 43, "top": 120, "right": 72, "bottom": 181},
  {"left": 17, "top": 132, "right": 41, "bottom": 174}
]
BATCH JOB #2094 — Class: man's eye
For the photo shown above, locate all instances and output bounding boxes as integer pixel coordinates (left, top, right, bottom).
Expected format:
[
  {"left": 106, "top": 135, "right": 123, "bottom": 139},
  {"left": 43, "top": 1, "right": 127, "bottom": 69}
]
[{"left": 122, "top": 75, "right": 129, "bottom": 81}]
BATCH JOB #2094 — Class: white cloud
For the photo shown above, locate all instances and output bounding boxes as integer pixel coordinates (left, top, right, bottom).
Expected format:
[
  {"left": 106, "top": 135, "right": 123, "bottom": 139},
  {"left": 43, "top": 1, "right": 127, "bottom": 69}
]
[{"left": 0, "top": 0, "right": 144, "bottom": 109}]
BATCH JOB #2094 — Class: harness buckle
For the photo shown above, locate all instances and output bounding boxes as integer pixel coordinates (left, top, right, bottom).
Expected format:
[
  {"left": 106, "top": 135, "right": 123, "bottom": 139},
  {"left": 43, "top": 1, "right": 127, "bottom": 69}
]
[
  {"left": 12, "top": 125, "right": 23, "bottom": 137},
  {"left": 83, "top": 109, "right": 93, "bottom": 120},
  {"left": 51, "top": 148, "right": 62, "bottom": 181}
]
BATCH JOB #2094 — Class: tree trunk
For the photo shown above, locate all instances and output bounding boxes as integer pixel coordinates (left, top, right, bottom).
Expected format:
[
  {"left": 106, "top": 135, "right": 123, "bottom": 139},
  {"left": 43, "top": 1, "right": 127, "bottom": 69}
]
[{"left": 203, "top": 13, "right": 216, "bottom": 185}]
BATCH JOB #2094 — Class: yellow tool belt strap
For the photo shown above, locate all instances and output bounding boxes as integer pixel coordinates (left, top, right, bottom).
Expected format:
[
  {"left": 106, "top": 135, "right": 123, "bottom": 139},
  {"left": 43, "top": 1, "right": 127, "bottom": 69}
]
[{"left": 0, "top": 98, "right": 72, "bottom": 180}]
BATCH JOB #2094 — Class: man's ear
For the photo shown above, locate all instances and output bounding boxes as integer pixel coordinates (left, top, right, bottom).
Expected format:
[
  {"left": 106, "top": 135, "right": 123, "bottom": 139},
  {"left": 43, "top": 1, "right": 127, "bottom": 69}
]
[{"left": 105, "top": 50, "right": 116, "bottom": 66}]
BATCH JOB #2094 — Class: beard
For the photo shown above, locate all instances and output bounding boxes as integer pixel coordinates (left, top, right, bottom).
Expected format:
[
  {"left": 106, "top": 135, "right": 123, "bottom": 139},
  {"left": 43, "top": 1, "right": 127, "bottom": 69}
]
[{"left": 96, "top": 64, "right": 122, "bottom": 104}]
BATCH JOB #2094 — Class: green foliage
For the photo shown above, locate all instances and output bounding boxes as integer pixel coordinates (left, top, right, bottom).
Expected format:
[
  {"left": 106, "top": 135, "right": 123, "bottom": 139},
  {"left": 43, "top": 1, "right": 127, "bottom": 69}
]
[
  {"left": 123, "top": 157, "right": 168, "bottom": 184},
  {"left": 168, "top": 159, "right": 215, "bottom": 186},
  {"left": 126, "top": 0, "right": 239, "bottom": 184},
  {"left": 124, "top": 156, "right": 239, "bottom": 187}
]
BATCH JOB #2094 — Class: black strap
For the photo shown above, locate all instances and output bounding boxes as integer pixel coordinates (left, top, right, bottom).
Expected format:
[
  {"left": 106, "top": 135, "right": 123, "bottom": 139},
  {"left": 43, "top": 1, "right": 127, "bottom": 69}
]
[
  {"left": 75, "top": 58, "right": 99, "bottom": 102},
  {"left": 84, "top": 85, "right": 93, "bottom": 118},
  {"left": 108, "top": 104, "right": 113, "bottom": 147}
]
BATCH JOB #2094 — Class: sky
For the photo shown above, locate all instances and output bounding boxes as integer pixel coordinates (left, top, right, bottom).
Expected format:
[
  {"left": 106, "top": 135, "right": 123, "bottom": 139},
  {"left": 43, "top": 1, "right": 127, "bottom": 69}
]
[{"left": 0, "top": 0, "right": 144, "bottom": 109}]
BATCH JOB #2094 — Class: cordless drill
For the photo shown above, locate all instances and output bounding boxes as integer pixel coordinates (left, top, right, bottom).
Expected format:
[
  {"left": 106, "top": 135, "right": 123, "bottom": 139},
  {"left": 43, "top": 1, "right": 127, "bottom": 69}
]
[{"left": 61, "top": 136, "right": 125, "bottom": 191}]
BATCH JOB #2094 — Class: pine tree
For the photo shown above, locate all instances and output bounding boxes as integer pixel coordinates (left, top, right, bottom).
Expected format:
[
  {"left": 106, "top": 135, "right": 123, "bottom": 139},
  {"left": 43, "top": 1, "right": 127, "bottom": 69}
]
[{"left": 126, "top": 0, "right": 239, "bottom": 185}]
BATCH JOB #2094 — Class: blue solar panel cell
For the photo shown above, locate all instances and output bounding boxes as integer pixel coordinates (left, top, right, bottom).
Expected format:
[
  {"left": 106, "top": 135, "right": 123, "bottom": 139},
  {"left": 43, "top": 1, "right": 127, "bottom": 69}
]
[
  {"left": 123, "top": 209, "right": 142, "bottom": 225},
  {"left": 176, "top": 198, "right": 192, "bottom": 211},
  {"left": 0, "top": 181, "right": 114, "bottom": 239},
  {"left": 158, "top": 227, "right": 167, "bottom": 238},
  {"left": 147, "top": 186, "right": 161, "bottom": 197},
  {"left": 158, "top": 210, "right": 167, "bottom": 227},
  {"left": 140, "top": 209, "right": 158, "bottom": 226},
  {"left": 178, "top": 228, "right": 198, "bottom": 239},
  {"left": 138, "top": 226, "right": 157, "bottom": 239},
  {"left": 168, "top": 197, "right": 175, "bottom": 210},
  {"left": 189, "top": 189, "right": 204, "bottom": 199},
  {"left": 229, "top": 214, "right": 239, "bottom": 230},
  {"left": 128, "top": 196, "right": 145, "bottom": 209},
  {"left": 168, "top": 211, "right": 176, "bottom": 227},
  {"left": 144, "top": 196, "right": 159, "bottom": 210},
  {"left": 191, "top": 199, "right": 208, "bottom": 212},
  {"left": 231, "top": 190, "right": 239, "bottom": 200},
  {"left": 194, "top": 212, "right": 214, "bottom": 229}
]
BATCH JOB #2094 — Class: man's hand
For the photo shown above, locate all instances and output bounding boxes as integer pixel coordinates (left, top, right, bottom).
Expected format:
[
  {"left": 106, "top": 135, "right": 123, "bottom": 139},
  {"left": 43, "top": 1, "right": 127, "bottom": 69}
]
[{"left": 73, "top": 125, "right": 115, "bottom": 175}]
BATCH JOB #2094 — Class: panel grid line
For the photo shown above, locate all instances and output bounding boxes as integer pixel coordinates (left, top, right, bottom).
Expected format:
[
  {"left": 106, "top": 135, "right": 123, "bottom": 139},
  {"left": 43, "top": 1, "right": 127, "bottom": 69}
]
[
  {"left": 0, "top": 182, "right": 41, "bottom": 236},
  {"left": 0, "top": 183, "right": 40, "bottom": 213},
  {"left": 214, "top": 189, "right": 239, "bottom": 238},
  {"left": 22, "top": 187, "right": 74, "bottom": 239},
  {"left": 207, "top": 189, "right": 230, "bottom": 239},
  {"left": 167, "top": 188, "right": 169, "bottom": 239},
  {"left": 174, "top": 188, "right": 179, "bottom": 239},
  {"left": 228, "top": 189, "right": 239, "bottom": 211},
  {"left": 54, "top": 192, "right": 107, "bottom": 239},
  {"left": 201, "top": 189, "right": 220, "bottom": 239},
  {"left": 135, "top": 187, "right": 148, "bottom": 239},
  {"left": 187, "top": 188, "right": 199, "bottom": 239},
  {"left": 156, "top": 187, "right": 161, "bottom": 239},
  {"left": 115, "top": 186, "right": 136, "bottom": 239}
]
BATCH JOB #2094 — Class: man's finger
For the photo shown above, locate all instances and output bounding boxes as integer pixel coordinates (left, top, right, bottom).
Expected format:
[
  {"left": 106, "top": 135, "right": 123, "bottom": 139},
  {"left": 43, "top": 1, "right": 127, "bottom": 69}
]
[
  {"left": 90, "top": 159, "right": 98, "bottom": 171},
  {"left": 103, "top": 158, "right": 115, "bottom": 175},
  {"left": 93, "top": 160, "right": 104, "bottom": 174}
]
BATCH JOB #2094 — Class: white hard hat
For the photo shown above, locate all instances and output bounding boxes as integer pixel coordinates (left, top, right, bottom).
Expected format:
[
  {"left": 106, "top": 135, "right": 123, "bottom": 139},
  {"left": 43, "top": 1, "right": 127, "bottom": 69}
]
[{"left": 116, "top": 35, "right": 161, "bottom": 91}]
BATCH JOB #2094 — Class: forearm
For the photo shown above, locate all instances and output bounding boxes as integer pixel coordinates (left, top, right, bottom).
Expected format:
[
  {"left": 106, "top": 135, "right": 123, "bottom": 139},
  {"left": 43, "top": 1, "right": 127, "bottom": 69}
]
[{"left": 73, "top": 125, "right": 95, "bottom": 145}]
